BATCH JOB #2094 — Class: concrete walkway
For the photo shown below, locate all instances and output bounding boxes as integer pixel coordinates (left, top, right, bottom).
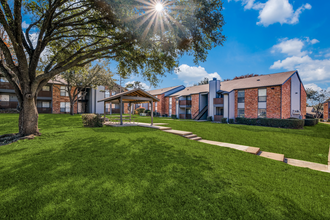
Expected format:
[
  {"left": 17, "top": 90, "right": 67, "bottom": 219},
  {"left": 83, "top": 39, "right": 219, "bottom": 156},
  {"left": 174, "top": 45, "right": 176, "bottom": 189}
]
[{"left": 135, "top": 123, "right": 330, "bottom": 173}]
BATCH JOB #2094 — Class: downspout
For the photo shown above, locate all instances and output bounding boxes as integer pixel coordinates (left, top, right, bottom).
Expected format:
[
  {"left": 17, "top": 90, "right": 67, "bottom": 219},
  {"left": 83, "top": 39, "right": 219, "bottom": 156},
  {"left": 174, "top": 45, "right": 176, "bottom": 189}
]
[
  {"left": 94, "top": 89, "right": 96, "bottom": 114},
  {"left": 280, "top": 86, "right": 282, "bottom": 119},
  {"left": 51, "top": 84, "right": 53, "bottom": 114}
]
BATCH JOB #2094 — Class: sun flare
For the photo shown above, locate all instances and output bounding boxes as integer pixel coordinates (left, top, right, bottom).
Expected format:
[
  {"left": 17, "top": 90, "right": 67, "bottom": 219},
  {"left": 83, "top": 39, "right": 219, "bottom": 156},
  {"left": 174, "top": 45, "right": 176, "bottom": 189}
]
[{"left": 155, "top": 3, "right": 164, "bottom": 12}]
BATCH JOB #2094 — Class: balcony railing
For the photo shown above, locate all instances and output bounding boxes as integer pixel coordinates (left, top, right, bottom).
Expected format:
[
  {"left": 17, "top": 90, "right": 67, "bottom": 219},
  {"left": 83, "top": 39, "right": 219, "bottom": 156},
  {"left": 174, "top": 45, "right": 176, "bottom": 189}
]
[
  {"left": 179, "top": 114, "right": 192, "bottom": 119},
  {"left": 38, "top": 90, "right": 52, "bottom": 97},
  {"left": 214, "top": 115, "right": 223, "bottom": 121},
  {"left": 37, "top": 107, "right": 52, "bottom": 113},
  {"left": 179, "top": 100, "right": 192, "bottom": 106},
  {"left": 0, "top": 101, "right": 18, "bottom": 109},
  {"left": 214, "top": 98, "right": 224, "bottom": 105},
  {"left": 0, "top": 82, "right": 14, "bottom": 90}
]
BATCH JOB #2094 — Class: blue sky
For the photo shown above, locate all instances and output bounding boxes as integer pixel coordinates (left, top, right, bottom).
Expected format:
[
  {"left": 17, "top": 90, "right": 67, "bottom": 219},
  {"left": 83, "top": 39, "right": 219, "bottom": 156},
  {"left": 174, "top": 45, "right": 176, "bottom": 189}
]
[{"left": 124, "top": 0, "right": 330, "bottom": 92}]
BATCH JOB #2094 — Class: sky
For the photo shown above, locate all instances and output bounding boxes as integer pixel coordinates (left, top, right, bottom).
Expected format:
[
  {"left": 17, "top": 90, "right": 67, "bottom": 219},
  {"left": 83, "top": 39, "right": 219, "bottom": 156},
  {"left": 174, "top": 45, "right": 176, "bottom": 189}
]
[{"left": 123, "top": 0, "right": 330, "bottom": 91}]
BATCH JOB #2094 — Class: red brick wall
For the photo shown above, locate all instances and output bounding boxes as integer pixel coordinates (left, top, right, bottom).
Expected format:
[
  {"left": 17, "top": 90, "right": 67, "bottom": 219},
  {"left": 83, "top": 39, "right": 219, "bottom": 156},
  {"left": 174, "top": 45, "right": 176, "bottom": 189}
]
[
  {"left": 281, "top": 78, "right": 291, "bottom": 119},
  {"left": 266, "top": 86, "right": 281, "bottom": 119},
  {"left": 52, "top": 84, "right": 78, "bottom": 114},
  {"left": 324, "top": 102, "right": 329, "bottom": 121},
  {"left": 172, "top": 97, "right": 176, "bottom": 116},
  {"left": 234, "top": 90, "right": 238, "bottom": 118},
  {"left": 158, "top": 94, "right": 165, "bottom": 115},
  {"left": 245, "top": 88, "right": 258, "bottom": 118},
  {"left": 191, "top": 94, "right": 199, "bottom": 117},
  {"left": 300, "top": 84, "right": 306, "bottom": 119},
  {"left": 164, "top": 97, "right": 169, "bottom": 115}
]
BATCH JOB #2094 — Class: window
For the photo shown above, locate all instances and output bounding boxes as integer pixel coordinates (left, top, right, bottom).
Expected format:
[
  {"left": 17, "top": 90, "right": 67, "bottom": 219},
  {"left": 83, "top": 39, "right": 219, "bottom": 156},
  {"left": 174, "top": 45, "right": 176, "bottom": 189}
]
[
  {"left": 258, "top": 88, "right": 267, "bottom": 102},
  {"left": 258, "top": 109, "right": 266, "bottom": 118},
  {"left": 186, "top": 109, "right": 191, "bottom": 114},
  {"left": 42, "top": 86, "right": 50, "bottom": 91},
  {"left": 186, "top": 96, "right": 191, "bottom": 100},
  {"left": 42, "top": 102, "right": 50, "bottom": 108},
  {"left": 155, "top": 98, "right": 157, "bottom": 111},
  {"left": 60, "top": 86, "right": 68, "bottom": 96},
  {"left": 0, "top": 77, "right": 8, "bottom": 82},
  {"left": 60, "top": 102, "right": 70, "bottom": 113},
  {"left": 237, "top": 90, "right": 245, "bottom": 103},
  {"left": 216, "top": 107, "right": 223, "bottom": 115},
  {"left": 238, "top": 109, "right": 245, "bottom": 118},
  {"left": 105, "top": 90, "right": 110, "bottom": 98},
  {"left": 216, "top": 93, "right": 223, "bottom": 98}
]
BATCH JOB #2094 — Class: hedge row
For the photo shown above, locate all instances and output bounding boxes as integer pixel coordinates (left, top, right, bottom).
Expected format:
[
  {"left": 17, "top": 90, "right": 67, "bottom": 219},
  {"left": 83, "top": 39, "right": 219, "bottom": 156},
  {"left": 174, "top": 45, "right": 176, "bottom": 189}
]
[
  {"left": 235, "top": 117, "right": 304, "bottom": 129},
  {"left": 304, "top": 119, "right": 319, "bottom": 126}
]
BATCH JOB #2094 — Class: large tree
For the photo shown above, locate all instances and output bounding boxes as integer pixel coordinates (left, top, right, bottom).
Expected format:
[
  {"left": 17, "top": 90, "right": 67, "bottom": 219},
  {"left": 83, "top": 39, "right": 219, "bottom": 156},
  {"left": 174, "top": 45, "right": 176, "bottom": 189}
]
[
  {"left": 0, "top": 0, "right": 225, "bottom": 136},
  {"left": 306, "top": 88, "right": 330, "bottom": 118}
]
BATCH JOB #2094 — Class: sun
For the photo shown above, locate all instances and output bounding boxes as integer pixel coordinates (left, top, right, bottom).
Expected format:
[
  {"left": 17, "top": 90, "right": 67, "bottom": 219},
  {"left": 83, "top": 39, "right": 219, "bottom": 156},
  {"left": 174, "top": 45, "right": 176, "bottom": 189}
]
[{"left": 155, "top": 3, "right": 164, "bottom": 12}]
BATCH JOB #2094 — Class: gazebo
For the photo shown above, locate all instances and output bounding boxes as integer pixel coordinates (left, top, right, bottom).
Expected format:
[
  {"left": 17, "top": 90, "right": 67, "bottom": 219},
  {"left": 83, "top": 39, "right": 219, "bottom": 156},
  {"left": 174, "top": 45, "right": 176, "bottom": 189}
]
[{"left": 98, "top": 88, "right": 160, "bottom": 126}]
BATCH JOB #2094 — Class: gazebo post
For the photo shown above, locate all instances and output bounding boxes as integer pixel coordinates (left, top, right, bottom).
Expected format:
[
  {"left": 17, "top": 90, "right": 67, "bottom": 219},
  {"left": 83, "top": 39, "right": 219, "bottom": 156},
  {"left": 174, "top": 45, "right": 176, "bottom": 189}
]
[
  {"left": 129, "top": 102, "right": 131, "bottom": 122},
  {"left": 151, "top": 100, "right": 153, "bottom": 126},
  {"left": 110, "top": 102, "right": 112, "bottom": 115},
  {"left": 120, "top": 96, "right": 123, "bottom": 125},
  {"left": 103, "top": 101, "right": 106, "bottom": 123}
]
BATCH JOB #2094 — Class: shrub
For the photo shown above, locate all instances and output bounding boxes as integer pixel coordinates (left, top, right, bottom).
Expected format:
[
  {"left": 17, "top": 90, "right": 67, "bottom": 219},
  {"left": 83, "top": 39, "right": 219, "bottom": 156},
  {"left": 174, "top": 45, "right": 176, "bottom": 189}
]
[
  {"left": 328, "top": 119, "right": 330, "bottom": 122},
  {"left": 82, "top": 114, "right": 103, "bottom": 127},
  {"left": 235, "top": 117, "right": 304, "bottom": 129},
  {"left": 304, "top": 119, "right": 318, "bottom": 126},
  {"left": 171, "top": 114, "right": 177, "bottom": 119},
  {"left": 145, "top": 110, "right": 151, "bottom": 116},
  {"left": 221, "top": 118, "right": 227, "bottom": 123},
  {"left": 228, "top": 119, "right": 234, "bottom": 124},
  {"left": 207, "top": 116, "right": 212, "bottom": 121},
  {"left": 134, "top": 108, "right": 145, "bottom": 115}
]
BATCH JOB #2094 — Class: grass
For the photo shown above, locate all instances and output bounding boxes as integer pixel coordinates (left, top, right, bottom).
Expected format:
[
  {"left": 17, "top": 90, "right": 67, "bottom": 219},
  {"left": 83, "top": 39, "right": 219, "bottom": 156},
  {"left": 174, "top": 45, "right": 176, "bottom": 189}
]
[
  {"left": 135, "top": 116, "right": 330, "bottom": 164},
  {"left": 0, "top": 113, "right": 330, "bottom": 219}
]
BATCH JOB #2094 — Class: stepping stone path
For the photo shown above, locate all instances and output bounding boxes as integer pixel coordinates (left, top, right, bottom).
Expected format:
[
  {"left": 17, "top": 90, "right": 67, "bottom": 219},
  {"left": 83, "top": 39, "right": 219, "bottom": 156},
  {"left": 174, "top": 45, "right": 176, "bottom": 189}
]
[{"left": 135, "top": 123, "right": 330, "bottom": 173}]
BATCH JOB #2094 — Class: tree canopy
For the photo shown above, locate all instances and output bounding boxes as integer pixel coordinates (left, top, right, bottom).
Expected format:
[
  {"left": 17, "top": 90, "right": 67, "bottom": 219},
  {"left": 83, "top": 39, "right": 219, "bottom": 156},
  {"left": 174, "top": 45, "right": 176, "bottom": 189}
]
[{"left": 0, "top": 0, "right": 225, "bottom": 136}]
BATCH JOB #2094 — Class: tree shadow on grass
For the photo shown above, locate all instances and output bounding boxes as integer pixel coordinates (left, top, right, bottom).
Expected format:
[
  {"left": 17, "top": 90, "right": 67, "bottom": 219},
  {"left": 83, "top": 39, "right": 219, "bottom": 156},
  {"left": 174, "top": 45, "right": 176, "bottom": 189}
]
[{"left": 0, "top": 136, "right": 327, "bottom": 219}]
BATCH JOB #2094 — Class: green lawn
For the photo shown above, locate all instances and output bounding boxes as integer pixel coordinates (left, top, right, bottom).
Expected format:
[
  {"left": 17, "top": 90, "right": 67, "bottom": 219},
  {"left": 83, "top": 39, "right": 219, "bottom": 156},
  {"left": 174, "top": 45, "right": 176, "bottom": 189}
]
[
  {"left": 135, "top": 116, "right": 330, "bottom": 164},
  {"left": 0, "top": 114, "right": 330, "bottom": 219}
]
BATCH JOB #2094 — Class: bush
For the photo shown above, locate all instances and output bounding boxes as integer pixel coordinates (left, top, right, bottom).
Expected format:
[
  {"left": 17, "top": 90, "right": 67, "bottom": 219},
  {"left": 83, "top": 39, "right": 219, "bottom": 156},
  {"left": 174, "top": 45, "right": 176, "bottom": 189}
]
[
  {"left": 145, "top": 110, "right": 151, "bottom": 116},
  {"left": 82, "top": 114, "right": 103, "bottom": 127},
  {"left": 221, "top": 118, "right": 227, "bottom": 123},
  {"left": 235, "top": 117, "right": 304, "bottom": 129},
  {"left": 207, "top": 116, "right": 212, "bottom": 121},
  {"left": 171, "top": 114, "right": 177, "bottom": 119},
  {"left": 304, "top": 119, "right": 318, "bottom": 126},
  {"left": 134, "top": 108, "right": 145, "bottom": 115},
  {"left": 228, "top": 119, "right": 234, "bottom": 124}
]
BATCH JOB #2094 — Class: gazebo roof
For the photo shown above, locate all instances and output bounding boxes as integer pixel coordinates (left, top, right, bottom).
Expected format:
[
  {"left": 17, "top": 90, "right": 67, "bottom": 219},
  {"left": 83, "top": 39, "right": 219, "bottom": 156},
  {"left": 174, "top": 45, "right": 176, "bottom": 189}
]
[{"left": 98, "top": 88, "right": 160, "bottom": 103}]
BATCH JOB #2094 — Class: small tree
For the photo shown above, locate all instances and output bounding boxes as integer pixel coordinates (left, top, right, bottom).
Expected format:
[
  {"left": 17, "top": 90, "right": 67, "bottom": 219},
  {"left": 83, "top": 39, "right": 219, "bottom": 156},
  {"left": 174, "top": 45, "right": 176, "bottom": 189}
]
[
  {"left": 194, "top": 77, "right": 209, "bottom": 86},
  {"left": 56, "top": 62, "right": 114, "bottom": 115},
  {"left": 126, "top": 81, "right": 145, "bottom": 90},
  {"left": 306, "top": 88, "right": 330, "bottom": 118}
]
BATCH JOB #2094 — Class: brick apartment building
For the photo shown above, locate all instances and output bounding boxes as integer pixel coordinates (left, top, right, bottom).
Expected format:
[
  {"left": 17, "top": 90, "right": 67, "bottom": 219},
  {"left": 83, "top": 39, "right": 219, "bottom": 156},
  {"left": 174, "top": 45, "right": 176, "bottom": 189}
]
[
  {"left": 0, "top": 74, "right": 126, "bottom": 114},
  {"left": 163, "top": 71, "right": 307, "bottom": 121}
]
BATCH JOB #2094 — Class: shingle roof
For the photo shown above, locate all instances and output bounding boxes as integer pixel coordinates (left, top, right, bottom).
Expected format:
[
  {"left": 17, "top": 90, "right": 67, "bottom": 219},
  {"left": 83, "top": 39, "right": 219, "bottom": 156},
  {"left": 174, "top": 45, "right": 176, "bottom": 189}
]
[
  {"left": 98, "top": 88, "right": 159, "bottom": 103},
  {"left": 170, "top": 71, "right": 297, "bottom": 97},
  {"left": 148, "top": 85, "right": 183, "bottom": 95},
  {"left": 220, "top": 71, "right": 296, "bottom": 92},
  {"left": 169, "top": 84, "right": 209, "bottom": 97}
]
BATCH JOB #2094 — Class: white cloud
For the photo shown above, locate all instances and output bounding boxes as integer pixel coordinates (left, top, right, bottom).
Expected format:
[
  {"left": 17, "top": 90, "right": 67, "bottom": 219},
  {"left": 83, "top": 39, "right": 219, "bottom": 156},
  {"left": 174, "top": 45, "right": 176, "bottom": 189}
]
[
  {"left": 270, "top": 37, "right": 330, "bottom": 82},
  {"left": 304, "top": 83, "right": 322, "bottom": 92},
  {"left": 22, "top": 21, "right": 29, "bottom": 29},
  {"left": 272, "top": 38, "right": 307, "bottom": 56},
  {"left": 174, "top": 64, "right": 221, "bottom": 86},
  {"left": 231, "top": 0, "right": 311, "bottom": 26},
  {"left": 310, "top": 39, "right": 320, "bottom": 44},
  {"left": 125, "top": 81, "right": 150, "bottom": 90}
]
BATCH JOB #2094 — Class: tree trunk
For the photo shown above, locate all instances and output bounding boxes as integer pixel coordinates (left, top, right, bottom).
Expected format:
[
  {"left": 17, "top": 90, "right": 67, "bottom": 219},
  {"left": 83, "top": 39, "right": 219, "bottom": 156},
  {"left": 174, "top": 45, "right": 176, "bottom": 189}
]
[
  {"left": 19, "top": 96, "right": 40, "bottom": 136},
  {"left": 70, "top": 102, "right": 74, "bottom": 116}
]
